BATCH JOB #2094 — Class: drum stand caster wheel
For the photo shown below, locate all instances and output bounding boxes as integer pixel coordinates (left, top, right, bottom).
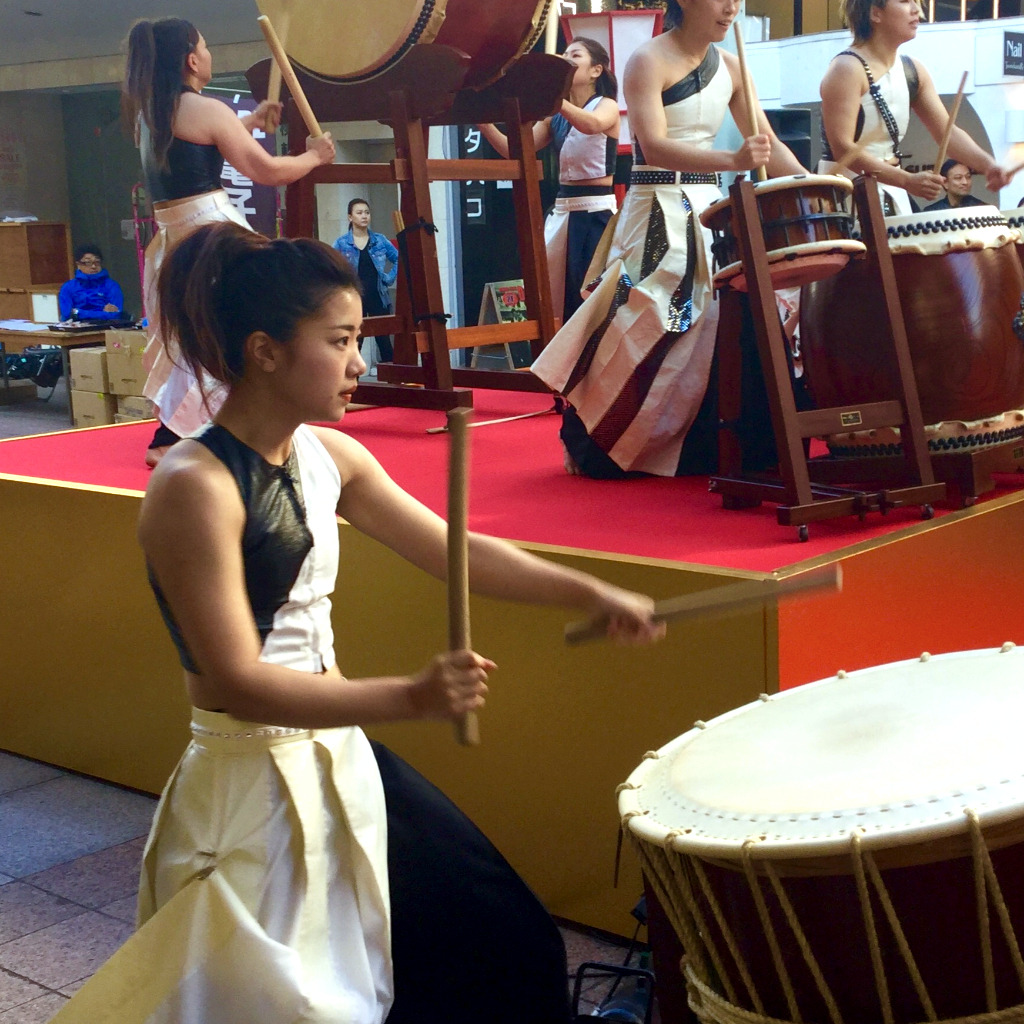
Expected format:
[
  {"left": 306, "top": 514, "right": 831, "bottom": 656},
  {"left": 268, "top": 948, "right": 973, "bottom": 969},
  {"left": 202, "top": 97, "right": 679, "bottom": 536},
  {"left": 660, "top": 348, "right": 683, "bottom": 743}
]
[
  {"left": 922, "top": 504, "right": 935, "bottom": 520},
  {"left": 797, "top": 524, "right": 809, "bottom": 542}
]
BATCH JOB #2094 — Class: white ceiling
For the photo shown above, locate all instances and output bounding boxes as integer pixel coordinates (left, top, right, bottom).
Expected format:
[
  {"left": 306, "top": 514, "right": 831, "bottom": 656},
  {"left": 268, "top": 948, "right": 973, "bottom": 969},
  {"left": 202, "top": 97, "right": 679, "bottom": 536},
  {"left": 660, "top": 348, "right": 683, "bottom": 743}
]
[{"left": 0, "top": 0, "right": 264, "bottom": 68}]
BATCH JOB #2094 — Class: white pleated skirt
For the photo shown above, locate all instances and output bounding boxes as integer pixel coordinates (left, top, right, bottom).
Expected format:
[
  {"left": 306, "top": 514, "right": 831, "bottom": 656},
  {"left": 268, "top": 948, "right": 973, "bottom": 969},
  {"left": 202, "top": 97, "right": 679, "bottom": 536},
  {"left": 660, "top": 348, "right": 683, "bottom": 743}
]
[
  {"left": 142, "top": 190, "right": 249, "bottom": 437},
  {"left": 50, "top": 709, "right": 393, "bottom": 1024}
]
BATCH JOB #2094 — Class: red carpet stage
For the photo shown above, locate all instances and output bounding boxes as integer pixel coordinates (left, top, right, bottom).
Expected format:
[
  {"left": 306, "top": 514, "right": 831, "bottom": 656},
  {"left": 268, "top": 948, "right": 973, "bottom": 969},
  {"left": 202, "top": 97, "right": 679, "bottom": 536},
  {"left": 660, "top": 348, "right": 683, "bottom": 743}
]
[{"left": 2, "top": 391, "right": 1023, "bottom": 932}]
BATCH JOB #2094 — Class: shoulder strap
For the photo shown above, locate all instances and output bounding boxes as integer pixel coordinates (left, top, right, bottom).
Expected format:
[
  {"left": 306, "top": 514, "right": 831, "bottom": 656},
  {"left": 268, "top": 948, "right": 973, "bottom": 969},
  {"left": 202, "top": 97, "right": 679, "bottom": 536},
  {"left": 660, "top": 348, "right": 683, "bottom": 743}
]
[
  {"left": 837, "top": 49, "right": 904, "bottom": 165},
  {"left": 901, "top": 53, "right": 920, "bottom": 104}
]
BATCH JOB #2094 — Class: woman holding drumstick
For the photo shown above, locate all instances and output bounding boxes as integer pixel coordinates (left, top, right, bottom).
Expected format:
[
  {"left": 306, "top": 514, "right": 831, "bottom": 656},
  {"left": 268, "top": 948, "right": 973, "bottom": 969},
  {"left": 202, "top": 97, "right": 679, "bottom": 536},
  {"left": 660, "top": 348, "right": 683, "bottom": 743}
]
[
  {"left": 122, "top": 17, "right": 336, "bottom": 467},
  {"left": 50, "top": 222, "right": 662, "bottom": 1023},
  {"left": 532, "top": 0, "right": 804, "bottom": 479},
  {"left": 480, "top": 36, "right": 620, "bottom": 324},
  {"left": 819, "top": 0, "right": 1011, "bottom": 215}
]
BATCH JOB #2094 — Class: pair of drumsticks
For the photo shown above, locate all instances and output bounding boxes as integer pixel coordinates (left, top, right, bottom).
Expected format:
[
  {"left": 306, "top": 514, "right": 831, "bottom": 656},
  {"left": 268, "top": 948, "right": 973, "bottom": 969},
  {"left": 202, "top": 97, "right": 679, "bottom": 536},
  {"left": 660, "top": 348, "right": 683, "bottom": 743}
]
[{"left": 446, "top": 406, "right": 841, "bottom": 746}]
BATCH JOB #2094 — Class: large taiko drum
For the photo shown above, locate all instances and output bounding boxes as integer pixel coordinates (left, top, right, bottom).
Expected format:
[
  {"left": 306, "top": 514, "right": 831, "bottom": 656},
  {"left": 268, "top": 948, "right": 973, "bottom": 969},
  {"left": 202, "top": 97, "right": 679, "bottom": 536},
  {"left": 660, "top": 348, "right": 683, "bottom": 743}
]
[
  {"left": 802, "top": 207, "right": 1024, "bottom": 455},
  {"left": 699, "top": 175, "right": 866, "bottom": 292},
  {"left": 619, "top": 645, "right": 1024, "bottom": 1024},
  {"left": 256, "top": 0, "right": 551, "bottom": 87}
]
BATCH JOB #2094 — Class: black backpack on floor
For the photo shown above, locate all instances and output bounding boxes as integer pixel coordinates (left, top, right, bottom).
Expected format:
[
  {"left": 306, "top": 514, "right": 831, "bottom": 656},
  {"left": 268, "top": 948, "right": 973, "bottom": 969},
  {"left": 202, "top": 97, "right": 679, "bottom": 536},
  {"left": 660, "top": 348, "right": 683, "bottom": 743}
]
[{"left": 4, "top": 345, "right": 63, "bottom": 389}]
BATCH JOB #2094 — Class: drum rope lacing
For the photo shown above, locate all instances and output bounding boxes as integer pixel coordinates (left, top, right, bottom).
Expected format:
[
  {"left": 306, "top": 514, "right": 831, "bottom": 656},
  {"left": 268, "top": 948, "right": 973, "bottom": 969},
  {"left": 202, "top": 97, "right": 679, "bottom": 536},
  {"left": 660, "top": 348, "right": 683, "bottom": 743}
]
[
  {"left": 625, "top": 806, "right": 1024, "bottom": 1024},
  {"left": 685, "top": 971, "right": 1024, "bottom": 1024}
]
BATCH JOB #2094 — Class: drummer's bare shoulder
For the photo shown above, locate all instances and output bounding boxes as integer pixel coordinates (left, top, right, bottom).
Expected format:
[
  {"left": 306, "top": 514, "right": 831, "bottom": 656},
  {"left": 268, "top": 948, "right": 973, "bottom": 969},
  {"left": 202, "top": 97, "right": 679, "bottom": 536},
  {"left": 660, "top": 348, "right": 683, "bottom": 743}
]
[
  {"left": 139, "top": 439, "right": 244, "bottom": 552},
  {"left": 173, "top": 90, "right": 244, "bottom": 145},
  {"left": 623, "top": 33, "right": 688, "bottom": 96},
  {"left": 820, "top": 53, "right": 869, "bottom": 101}
]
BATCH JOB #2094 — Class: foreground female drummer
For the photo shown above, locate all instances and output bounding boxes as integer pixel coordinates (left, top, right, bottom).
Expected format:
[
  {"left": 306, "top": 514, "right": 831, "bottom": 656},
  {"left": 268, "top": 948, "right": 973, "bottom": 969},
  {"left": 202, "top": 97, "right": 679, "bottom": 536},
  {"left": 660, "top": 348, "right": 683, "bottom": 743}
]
[
  {"left": 532, "top": 0, "right": 804, "bottom": 478},
  {"left": 479, "top": 37, "right": 620, "bottom": 323},
  {"left": 819, "top": 0, "right": 1010, "bottom": 215},
  {"left": 123, "top": 17, "right": 335, "bottom": 467},
  {"left": 50, "top": 222, "right": 662, "bottom": 1024}
]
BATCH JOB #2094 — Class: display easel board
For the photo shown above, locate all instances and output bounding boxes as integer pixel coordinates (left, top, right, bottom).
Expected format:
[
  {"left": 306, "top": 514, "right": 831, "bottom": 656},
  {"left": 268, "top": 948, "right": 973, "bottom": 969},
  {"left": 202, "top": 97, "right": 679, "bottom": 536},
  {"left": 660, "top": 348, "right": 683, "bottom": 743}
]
[{"left": 471, "top": 279, "right": 532, "bottom": 369}]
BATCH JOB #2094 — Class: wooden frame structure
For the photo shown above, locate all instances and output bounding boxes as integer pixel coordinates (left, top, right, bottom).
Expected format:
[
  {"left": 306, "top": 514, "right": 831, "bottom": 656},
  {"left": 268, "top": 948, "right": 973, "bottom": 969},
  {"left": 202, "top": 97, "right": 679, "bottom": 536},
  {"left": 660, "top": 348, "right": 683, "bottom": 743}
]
[
  {"left": 710, "top": 176, "right": 945, "bottom": 540},
  {"left": 248, "top": 47, "right": 572, "bottom": 412}
]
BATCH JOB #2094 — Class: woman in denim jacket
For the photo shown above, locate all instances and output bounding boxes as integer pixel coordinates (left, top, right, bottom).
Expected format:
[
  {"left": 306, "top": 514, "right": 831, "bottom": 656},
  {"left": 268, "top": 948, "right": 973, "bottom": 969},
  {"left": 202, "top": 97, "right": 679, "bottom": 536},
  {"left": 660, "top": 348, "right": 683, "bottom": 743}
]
[{"left": 334, "top": 198, "right": 399, "bottom": 362}]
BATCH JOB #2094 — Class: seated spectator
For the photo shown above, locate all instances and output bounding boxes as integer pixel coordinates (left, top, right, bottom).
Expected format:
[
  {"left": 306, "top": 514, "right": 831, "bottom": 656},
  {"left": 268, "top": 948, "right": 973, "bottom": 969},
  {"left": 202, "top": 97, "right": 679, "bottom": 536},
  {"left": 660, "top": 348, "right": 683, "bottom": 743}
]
[
  {"left": 925, "top": 160, "right": 987, "bottom": 210},
  {"left": 58, "top": 244, "right": 125, "bottom": 321}
]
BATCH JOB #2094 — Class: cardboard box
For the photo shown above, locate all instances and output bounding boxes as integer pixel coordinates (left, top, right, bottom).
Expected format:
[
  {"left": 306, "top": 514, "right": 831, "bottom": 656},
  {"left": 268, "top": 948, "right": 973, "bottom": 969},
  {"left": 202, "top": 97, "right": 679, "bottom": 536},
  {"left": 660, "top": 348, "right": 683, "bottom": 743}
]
[
  {"left": 72, "top": 390, "right": 117, "bottom": 428},
  {"left": 104, "top": 328, "right": 147, "bottom": 358},
  {"left": 69, "top": 346, "right": 108, "bottom": 393},
  {"left": 105, "top": 329, "right": 148, "bottom": 395},
  {"left": 116, "top": 394, "right": 153, "bottom": 420}
]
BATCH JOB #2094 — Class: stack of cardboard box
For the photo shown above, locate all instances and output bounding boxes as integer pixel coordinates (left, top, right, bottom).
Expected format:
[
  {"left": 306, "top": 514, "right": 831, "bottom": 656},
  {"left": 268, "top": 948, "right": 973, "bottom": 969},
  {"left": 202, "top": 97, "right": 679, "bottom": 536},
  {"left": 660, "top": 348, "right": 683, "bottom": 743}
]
[
  {"left": 68, "top": 329, "right": 153, "bottom": 428},
  {"left": 68, "top": 346, "right": 116, "bottom": 427},
  {"left": 105, "top": 328, "right": 153, "bottom": 424}
]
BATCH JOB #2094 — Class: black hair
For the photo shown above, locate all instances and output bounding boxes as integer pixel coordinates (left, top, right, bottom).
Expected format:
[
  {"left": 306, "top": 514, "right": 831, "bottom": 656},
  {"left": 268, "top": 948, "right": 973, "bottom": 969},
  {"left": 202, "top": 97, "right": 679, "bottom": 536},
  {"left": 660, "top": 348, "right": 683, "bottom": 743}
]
[
  {"left": 664, "top": 0, "right": 683, "bottom": 30},
  {"left": 74, "top": 243, "right": 103, "bottom": 263},
  {"left": 841, "top": 0, "right": 891, "bottom": 44},
  {"left": 122, "top": 18, "right": 201, "bottom": 168},
  {"left": 939, "top": 158, "right": 970, "bottom": 176},
  {"left": 567, "top": 37, "right": 619, "bottom": 99},
  {"left": 347, "top": 197, "right": 370, "bottom": 216},
  {"left": 158, "top": 222, "right": 361, "bottom": 386}
]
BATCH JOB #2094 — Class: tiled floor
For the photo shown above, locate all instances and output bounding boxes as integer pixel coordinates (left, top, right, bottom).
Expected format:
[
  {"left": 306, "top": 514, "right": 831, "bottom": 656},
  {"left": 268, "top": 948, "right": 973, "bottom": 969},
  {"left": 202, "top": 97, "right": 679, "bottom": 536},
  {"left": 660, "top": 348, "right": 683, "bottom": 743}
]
[{"left": 0, "top": 749, "right": 656, "bottom": 1021}]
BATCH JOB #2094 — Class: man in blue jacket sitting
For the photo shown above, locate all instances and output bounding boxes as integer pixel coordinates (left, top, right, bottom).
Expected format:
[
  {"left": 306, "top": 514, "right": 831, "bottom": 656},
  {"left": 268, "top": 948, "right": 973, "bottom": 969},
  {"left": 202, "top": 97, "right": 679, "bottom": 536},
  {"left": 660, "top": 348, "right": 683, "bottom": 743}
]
[{"left": 58, "top": 244, "right": 125, "bottom": 322}]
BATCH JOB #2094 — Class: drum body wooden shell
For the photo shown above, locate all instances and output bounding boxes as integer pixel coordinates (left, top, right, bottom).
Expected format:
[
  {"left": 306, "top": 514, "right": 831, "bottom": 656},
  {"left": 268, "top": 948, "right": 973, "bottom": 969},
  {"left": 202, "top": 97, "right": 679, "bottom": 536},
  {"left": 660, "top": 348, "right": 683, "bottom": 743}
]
[
  {"left": 256, "top": 0, "right": 551, "bottom": 87},
  {"left": 699, "top": 175, "right": 865, "bottom": 292},
  {"left": 620, "top": 646, "right": 1024, "bottom": 1024},
  {"left": 801, "top": 208, "right": 1024, "bottom": 451}
]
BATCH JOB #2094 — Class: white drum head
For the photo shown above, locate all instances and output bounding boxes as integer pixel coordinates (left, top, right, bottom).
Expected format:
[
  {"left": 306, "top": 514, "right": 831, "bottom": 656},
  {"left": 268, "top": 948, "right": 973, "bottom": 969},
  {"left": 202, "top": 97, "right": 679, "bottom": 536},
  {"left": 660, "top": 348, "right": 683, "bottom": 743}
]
[
  {"left": 620, "top": 645, "right": 1024, "bottom": 859},
  {"left": 256, "top": 0, "right": 447, "bottom": 80},
  {"left": 885, "top": 206, "right": 1017, "bottom": 256}
]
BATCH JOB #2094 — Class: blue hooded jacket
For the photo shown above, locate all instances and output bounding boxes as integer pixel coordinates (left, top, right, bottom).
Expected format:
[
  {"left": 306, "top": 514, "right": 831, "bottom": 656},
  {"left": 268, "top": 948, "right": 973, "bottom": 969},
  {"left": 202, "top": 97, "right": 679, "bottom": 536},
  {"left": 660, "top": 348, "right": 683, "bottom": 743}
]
[{"left": 58, "top": 269, "right": 125, "bottom": 321}]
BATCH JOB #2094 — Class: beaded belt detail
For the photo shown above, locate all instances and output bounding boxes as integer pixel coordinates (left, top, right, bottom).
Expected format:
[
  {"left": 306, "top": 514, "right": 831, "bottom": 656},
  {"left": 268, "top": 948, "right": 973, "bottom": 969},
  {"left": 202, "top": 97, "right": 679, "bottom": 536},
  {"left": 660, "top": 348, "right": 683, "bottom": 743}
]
[
  {"left": 629, "top": 170, "right": 720, "bottom": 186},
  {"left": 191, "top": 723, "right": 308, "bottom": 740}
]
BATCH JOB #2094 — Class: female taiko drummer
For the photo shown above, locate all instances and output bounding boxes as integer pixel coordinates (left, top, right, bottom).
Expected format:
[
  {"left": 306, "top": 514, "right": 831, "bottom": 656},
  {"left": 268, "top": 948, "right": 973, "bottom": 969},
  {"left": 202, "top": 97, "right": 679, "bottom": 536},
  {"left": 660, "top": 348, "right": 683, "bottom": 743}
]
[
  {"left": 532, "top": 0, "right": 805, "bottom": 479},
  {"left": 480, "top": 37, "right": 620, "bottom": 324},
  {"left": 819, "top": 0, "right": 1011, "bottom": 215},
  {"left": 122, "top": 17, "right": 335, "bottom": 467},
  {"left": 49, "top": 222, "right": 663, "bottom": 1023}
]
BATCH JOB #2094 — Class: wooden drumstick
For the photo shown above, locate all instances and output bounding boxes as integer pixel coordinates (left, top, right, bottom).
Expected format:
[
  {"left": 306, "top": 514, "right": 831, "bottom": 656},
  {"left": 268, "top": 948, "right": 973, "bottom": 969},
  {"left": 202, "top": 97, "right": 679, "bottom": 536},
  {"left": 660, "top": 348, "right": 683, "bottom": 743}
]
[
  {"left": 933, "top": 71, "right": 968, "bottom": 174},
  {"left": 257, "top": 14, "right": 322, "bottom": 139},
  {"left": 264, "top": 7, "right": 290, "bottom": 133},
  {"left": 447, "top": 407, "right": 480, "bottom": 746},
  {"left": 733, "top": 22, "right": 767, "bottom": 183},
  {"left": 545, "top": 2, "right": 559, "bottom": 55},
  {"left": 564, "top": 563, "right": 842, "bottom": 646}
]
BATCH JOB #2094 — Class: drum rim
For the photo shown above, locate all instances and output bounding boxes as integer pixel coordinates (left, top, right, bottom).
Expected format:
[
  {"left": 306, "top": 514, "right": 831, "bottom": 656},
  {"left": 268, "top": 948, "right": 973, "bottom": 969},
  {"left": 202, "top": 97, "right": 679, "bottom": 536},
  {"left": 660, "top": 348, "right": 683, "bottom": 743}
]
[
  {"left": 699, "top": 174, "right": 854, "bottom": 225},
  {"left": 619, "top": 645, "right": 1024, "bottom": 862},
  {"left": 712, "top": 239, "right": 867, "bottom": 282}
]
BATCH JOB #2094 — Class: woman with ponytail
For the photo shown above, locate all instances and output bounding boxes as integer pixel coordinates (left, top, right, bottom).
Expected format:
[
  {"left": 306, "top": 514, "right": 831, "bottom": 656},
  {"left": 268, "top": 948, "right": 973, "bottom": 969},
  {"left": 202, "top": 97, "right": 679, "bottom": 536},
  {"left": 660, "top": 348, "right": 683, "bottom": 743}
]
[
  {"left": 479, "top": 37, "right": 620, "bottom": 323},
  {"left": 51, "top": 222, "right": 662, "bottom": 1024},
  {"left": 122, "top": 17, "right": 336, "bottom": 467},
  {"left": 533, "top": 0, "right": 805, "bottom": 478}
]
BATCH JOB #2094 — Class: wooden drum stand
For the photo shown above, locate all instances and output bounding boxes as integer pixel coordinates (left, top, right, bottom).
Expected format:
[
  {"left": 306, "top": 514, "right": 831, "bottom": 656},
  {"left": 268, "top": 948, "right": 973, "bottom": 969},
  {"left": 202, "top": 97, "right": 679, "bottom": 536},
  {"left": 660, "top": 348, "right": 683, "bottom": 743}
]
[
  {"left": 710, "top": 176, "right": 946, "bottom": 540},
  {"left": 247, "top": 47, "right": 571, "bottom": 412}
]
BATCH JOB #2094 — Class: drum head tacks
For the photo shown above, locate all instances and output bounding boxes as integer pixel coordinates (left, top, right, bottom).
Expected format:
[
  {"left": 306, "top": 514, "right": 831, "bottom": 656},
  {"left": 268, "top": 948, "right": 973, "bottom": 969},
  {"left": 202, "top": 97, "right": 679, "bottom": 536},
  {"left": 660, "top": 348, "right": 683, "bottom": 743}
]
[{"left": 620, "top": 645, "right": 1024, "bottom": 863}]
